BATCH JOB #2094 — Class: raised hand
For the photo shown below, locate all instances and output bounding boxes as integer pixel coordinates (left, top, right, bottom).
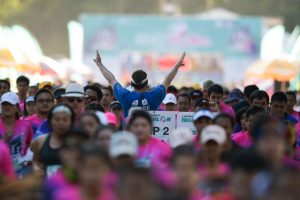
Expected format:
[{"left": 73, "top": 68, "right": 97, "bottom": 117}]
[
  {"left": 175, "top": 52, "right": 186, "bottom": 68},
  {"left": 93, "top": 50, "right": 103, "bottom": 66},
  {"left": 163, "top": 52, "right": 186, "bottom": 88},
  {"left": 93, "top": 50, "right": 117, "bottom": 87}
]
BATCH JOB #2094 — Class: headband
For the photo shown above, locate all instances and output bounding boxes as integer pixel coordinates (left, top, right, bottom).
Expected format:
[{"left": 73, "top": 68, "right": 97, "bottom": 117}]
[
  {"left": 131, "top": 77, "right": 148, "bottom": 85},
  {"left": 52, "top": 105, "right": 72, "bottom": 115},
  {"left": 131, "top": 78, "right": 148, "bottom": 90}
]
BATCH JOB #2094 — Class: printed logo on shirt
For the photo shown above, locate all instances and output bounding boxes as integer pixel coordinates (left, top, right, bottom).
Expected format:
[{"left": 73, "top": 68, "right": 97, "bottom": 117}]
[
  {"left": 142, "top": 99, "right": 148, "bottom": 106},
  {"left": 132, "top": 100, "right": 138, "bottom": 107},
  {"left": 8, "top": 136, "right": 23, "bottom": 171},
  {"left": 141, "top": 98, "right": 150, "bottom": 110}
]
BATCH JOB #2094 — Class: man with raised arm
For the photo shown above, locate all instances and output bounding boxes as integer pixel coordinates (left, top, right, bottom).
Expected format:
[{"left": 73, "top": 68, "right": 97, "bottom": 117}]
[{"left": 94, "top": 51, "right": 185, "bottom": 118}]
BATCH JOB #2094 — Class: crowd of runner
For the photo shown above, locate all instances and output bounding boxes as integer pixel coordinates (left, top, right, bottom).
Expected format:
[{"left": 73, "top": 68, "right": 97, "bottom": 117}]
[{"left": 0, "top": 51, "right": 300, "bottom": 200}]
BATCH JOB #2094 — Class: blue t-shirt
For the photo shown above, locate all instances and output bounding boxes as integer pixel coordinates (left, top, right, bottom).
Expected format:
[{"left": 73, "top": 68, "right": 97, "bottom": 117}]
[{"left": 114, "top": 83, "right": 166, "bottom": 117}]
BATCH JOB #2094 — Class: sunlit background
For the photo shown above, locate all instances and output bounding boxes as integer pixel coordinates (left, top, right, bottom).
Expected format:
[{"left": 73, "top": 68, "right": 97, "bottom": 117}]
[{"left": 0, "top": 0, "right": 300, "bottom": 93}]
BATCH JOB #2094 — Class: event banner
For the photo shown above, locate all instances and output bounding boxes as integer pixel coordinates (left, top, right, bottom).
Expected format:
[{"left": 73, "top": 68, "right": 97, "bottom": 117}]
[
  {"left": 149, "top": 111, "right": 196, "bottom": 142},
  {"left": 81, "top": 15, "right": 262, "bottom": 58}
]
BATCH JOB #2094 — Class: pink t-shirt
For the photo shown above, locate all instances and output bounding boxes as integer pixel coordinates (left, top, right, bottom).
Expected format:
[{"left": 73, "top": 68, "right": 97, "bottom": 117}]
[
  {"left": 19, "top": 99, "right": 25, "bottom": 114},
  {"left": 136, "top": 137, "right": 172, "bottom": 169},
  {"left": 231, "top": 131, "right": 253, "bottom": 148},
  {"left": 0, "top": 119, "right": 33, "bottom": 171},
  {"left": 220, "top": 102, "right": 235, "bottom": 118},
  {"left": 193, "top": 135, "right": 202, "bottom": 152},
  {"left": 24, "top": 114, "right": 44, "bottom": 132},
  {"left": 0, "top": 141, "right": 16, "bottom": 179}
]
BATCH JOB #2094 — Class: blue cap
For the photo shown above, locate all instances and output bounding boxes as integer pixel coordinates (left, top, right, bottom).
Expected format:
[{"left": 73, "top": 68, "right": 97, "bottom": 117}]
[{"left": 225, "top": 89, "right": 244, "bottom": 103}]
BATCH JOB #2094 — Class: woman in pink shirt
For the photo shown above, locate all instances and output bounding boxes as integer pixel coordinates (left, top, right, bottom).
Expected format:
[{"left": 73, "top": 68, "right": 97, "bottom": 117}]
[
  {"left": 23, "top": 96, "right": 36, "bottom": 118},
  {"left": 0, "top": 92, "right": 33, "bottom": 176},
  {"left": 232, "top": 106, "right": 265, "bottom": 148},
  {"left": 127, "top": 109, "right": 172, "bottom": 169}
]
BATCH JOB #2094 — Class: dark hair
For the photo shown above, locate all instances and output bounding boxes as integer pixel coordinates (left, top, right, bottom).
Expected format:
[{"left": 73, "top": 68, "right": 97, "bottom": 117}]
[
  {"left": 16, "top": 75, "right": 30, "bottom": 85},
  {"left": 0, "top": 79, "right": 10, "bottom": 89},
  {"left": 85, "top": 103, "right": 105, "bottom": 112},
  {"left": 48, "top": 104, "right": 75, "bottom": 129},
  {"left": 131, "top": 70, "right": 148, "bottom": 89},
  {"left": 250, "top": 90, "right": 269, "bottom": 104},
  {"left": 249, "top": 114, "right": 284, "bottom": 141},
  {"left": 179, "top": 86, "right": 189, "bottom": 93},
  {"left": 271, "top": 92, "right": 288, "bottom": 103},
  {"left": 246, "top": 106, "right": 266, "bottom": 118},
  {"left": 223, "top": 86, "right": 230, "bottom": 95},
  {"left": 231, "top": 150, "right": 269, "bottom": 172},
  {"left": 286, "top": 91, "right": 296, "bottom": 100},
  {"left": 235, "top": 106, "right": 249, "bottom": 125},
  {"left": 101, "top": 86, "right": 113, "bottom": 96},
  {"left": 190, "top": 90, "right": 203, "bottom": 99},
  {"left": 167, "top": 85, "right": 178, "bottom": 94},
  {"left": 34, "top": 89, "right": 54, "bottom": 103},
  {"left": 177, "top": 93, "right": 191, "bottom": 103},
  {"left": 92, "top": 82, "right": 103, "bottom": 89},
  {"left": 213, "top": 113, "right": 235, "bottom": 128},
  {"left": 62, "top": 127, "right": 89, "bottom": 149},
  {"left": 244, "top": 85, "right": 259, "bottom": 100},
  {"left": 29, "top": 85, "right": 38, "bottom": 89},
  {"left": 84, "top": 85, "right": 103, "bottom": 100},
  {"left": 54, "top": 88, "right": 65, "bottom": 99},
  {"left": 79, "top": 111, "right": 101, "bottom": 125},
  {"left": 127, "top": 110, "right": 152, "bottom": 129},
  {"left": 208, "top": 84, "right": 223, "bottom": 97},
  {"left": 80, "top": 142, "right": 111, "bottom": 167},
  {"left": 171, "top": 144, "right": 197, "bottom": 166},
  {"left": 23, "top": 97, "right": 34, "bottom": 117}
]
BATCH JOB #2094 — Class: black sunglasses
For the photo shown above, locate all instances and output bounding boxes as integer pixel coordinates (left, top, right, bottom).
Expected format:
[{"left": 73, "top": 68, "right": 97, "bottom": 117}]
[{"left": 67, "top": 97, "right": 83, "bottom": 103}]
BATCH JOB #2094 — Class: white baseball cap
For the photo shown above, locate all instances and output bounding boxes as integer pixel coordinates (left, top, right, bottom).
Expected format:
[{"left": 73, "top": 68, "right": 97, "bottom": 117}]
[
  {"left": 109, "top": 131, "right": 138, "bottom": 158},
  {"left": 163, "top": 93, "right": 177, "bottom": 104},
  {"left": 25, "top": 96, "right": 34, "bottom": 104},
  {"left": 1, "top": 92, "right": 20, "bottom": 105},
  {"left": 193, "top": 109, "right": 214, "bottom": 121},
  {"left": 201, "top": 125, "right": 226, "bottom": 145},
  {"left": 169, "top": 127, "right": 193, "bottom": 148},
  {"left": 63, "top": 83, "right": 84, "bottom": 97}
]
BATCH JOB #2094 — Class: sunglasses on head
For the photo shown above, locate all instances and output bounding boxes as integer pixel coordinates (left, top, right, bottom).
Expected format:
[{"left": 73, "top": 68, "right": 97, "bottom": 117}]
[{"left": 67, "top": 97, "right": 83, "bottom": 103}]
